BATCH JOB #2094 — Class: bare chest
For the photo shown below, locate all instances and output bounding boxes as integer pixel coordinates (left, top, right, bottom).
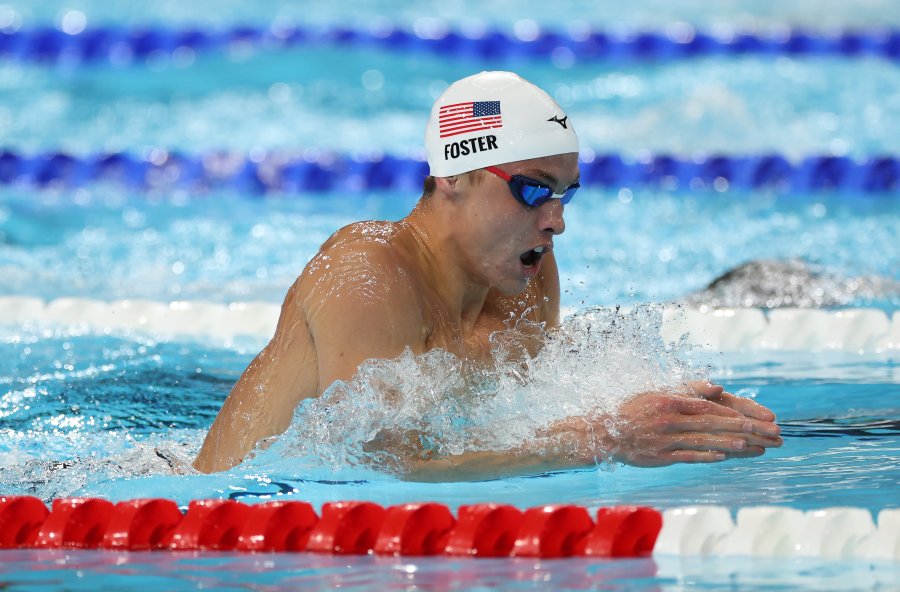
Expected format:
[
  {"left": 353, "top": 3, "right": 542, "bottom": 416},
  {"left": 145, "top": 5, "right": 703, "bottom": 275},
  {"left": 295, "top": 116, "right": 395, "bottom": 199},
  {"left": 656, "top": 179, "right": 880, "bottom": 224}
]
[{"left": 423, "top": 311, "right": 531, "bottom": 363}]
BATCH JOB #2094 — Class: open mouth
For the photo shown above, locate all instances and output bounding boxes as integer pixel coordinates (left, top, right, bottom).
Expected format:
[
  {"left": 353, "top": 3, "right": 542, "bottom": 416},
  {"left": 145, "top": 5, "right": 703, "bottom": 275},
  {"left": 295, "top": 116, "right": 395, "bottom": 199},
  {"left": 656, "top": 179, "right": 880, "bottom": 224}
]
[{"left": 519, "top": 245, "right": 546, "bottom": 268}]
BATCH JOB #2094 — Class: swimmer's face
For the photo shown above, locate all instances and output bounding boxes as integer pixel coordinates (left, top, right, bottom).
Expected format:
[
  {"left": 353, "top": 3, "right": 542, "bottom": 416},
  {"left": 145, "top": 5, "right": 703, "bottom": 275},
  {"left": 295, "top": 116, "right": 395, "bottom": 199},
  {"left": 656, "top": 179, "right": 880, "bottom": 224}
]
[{"left": 457, "top": 152, "right": 579, "bottom": 295}]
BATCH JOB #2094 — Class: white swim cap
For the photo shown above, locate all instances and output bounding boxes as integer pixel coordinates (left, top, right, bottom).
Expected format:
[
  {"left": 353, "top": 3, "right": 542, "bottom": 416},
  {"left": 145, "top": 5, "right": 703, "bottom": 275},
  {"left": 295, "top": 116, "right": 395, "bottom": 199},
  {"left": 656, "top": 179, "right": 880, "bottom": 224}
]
[{"left": 425, "top": 71, "right": 579, "bottom": 177}]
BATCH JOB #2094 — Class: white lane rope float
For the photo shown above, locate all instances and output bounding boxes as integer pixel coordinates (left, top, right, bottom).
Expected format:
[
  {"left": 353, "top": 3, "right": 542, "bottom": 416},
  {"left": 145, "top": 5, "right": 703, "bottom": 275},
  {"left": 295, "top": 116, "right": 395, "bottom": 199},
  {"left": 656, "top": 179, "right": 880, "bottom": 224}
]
[{"left": 0, "top": 296, "right": 897, "bottom": 353}]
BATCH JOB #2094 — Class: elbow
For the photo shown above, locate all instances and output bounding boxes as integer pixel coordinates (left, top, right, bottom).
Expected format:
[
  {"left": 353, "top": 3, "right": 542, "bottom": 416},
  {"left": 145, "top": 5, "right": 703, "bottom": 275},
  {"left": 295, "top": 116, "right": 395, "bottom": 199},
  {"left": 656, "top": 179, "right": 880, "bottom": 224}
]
[{"left": 192, "top": 449, "right": 242, "bottom": 474}]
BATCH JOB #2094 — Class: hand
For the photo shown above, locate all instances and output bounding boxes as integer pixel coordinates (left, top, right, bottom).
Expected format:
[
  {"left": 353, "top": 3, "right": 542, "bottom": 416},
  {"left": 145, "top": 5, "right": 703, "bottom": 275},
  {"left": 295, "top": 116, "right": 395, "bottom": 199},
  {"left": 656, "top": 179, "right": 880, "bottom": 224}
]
[
  {"left": 603, "top": 383, "right": 782, "bottom": 467},
  {"left": 687, "top": 380, "right": 777, "bottom": 422}
]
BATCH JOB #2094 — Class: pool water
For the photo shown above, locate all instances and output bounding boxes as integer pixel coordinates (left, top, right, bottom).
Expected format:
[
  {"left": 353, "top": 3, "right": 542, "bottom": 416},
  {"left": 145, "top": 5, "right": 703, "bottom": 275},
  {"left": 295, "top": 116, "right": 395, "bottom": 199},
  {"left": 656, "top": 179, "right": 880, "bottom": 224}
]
[
  {"left": 3, "top": 550, "right": 898, "bottom": 591},
  {"left": 2, "top": 328, "right": 897, "bottom": 513},
  {"left": 4, "top": 50, "right": 900, "bottom": 159},
  {"left": 1, "top": 188, "right": 897, "bottom": 308},
  {"left": 1, "top": 0, "right": 899, "bottom": 589}
]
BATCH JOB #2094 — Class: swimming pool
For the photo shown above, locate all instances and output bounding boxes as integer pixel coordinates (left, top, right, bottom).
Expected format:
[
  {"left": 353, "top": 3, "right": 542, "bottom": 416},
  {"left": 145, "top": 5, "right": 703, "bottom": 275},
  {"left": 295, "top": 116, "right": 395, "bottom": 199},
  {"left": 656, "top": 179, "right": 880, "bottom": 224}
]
[{"left": 1, "top": 0, "right": 899, "bottom": 589}]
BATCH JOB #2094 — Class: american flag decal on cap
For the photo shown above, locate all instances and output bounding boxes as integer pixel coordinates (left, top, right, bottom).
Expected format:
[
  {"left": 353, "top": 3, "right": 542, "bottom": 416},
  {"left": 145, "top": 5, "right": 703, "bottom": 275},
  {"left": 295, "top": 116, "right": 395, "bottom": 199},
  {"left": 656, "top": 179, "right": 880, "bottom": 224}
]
[{"left": 438, "top": 101, "right": 503, "bottom": 138}]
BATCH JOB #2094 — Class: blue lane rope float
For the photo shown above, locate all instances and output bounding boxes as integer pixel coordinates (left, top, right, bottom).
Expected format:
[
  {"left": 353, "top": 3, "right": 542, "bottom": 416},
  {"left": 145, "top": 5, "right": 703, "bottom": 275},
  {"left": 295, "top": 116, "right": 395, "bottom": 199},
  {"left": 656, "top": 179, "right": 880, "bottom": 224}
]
[
  {"left": 1, "top": 22, "right": 899, "bottom": 65},
  {"left": 0, "top": 149, "right": 898, "bottom": 194}
]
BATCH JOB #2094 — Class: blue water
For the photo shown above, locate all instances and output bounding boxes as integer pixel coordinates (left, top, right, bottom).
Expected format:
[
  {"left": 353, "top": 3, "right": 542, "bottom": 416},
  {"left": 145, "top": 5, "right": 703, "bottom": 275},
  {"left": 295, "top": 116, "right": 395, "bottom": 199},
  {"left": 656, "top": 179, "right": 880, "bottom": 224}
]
[
  {"left": 1, "top": 0, "right": 899, "bottom": 590},
  {"left": 2, "top": 550, "right": 898, "bottom": 591},
  {"left": 1, "top": 188, "right": 897, "bottom": 307},
  {"left": 1, "top": 326, "right": 898, "bottom": 513},
  {"left": 3, "top": 53, "right": 900, "bottom": 158},
  {"left": 3, "top": 0, "right": 900, "bottom": 31}
]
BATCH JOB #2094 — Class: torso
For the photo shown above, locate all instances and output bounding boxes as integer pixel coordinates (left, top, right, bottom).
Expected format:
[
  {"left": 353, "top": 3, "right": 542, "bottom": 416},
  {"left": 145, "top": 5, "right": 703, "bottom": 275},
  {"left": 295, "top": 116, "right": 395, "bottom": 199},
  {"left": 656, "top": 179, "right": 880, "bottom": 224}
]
[
  {"left": 193, "top": 215, "right": 558, "bottom": 472},
  {"left": 299, "top": 219, "right": 555, "bottom": 383}
]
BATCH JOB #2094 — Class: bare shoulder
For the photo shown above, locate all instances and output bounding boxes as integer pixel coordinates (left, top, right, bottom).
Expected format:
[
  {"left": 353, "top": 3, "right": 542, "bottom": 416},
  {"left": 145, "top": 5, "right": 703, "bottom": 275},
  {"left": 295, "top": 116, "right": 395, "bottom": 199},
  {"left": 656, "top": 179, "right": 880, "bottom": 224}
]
[
  {"left": 299, "top": 220, "right": 417, "bottom": 299},
  {"left": 295, "top": 220, "right": 429, "bottom": 387},
  {"left": 319, "top": 220, "right": 400, "bottom": 252},
  {"left": 295, "top": 220, "right": 426, "bottom": 343}
]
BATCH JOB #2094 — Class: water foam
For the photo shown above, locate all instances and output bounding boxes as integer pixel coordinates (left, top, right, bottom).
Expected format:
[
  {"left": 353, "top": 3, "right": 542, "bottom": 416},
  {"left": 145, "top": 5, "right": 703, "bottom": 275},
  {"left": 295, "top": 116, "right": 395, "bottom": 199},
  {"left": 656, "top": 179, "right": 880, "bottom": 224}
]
[
  {"left": 0, "top": 305, "right": 705, "bottom": 497},
  {"left": 247, "top": 304, "right": 707, "bottom": 477},
  {"left": 0, "top": 435, "right": 200, "bottom": 502}
]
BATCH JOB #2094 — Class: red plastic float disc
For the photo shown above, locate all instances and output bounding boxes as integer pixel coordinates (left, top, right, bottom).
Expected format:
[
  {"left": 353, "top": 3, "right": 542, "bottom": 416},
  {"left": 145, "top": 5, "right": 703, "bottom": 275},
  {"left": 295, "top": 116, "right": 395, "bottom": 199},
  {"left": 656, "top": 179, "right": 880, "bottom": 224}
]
[
  {"left": 33, "top": 497, "right": 115, "bottom": 548},
  {"left": 0, "top": 496, "right": 49, "bottom": 548},
  {"left": 167, "top": 499, "right": 251, "bottom": 551},
  {"left": 373, "top": 502, "right": 456, "bottom": 556},
  {"left": 581, "top": 506, "right": 663, "bottom": 557},
  {"left": 306, "top": 501, "right": 386, "bottom": 555},
  {"left": 511, "top": 504, "right": 595, "bottom": 558},
  {"left": 236, "top": 500, "right": 318, "bottom": 552},
  {"left": 443, "top": 503, "right": 524, "bottom": 557},
  {"left": 102, "top": 498, "right": 184, "bottom": 550}
]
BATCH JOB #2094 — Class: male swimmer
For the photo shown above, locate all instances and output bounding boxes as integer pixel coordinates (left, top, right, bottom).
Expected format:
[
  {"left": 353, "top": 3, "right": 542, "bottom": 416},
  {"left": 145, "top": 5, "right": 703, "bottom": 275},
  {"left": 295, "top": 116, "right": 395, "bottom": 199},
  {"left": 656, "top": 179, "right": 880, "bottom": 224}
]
[{"left": 194, "top": 71, "right": 782, "bottom": 477}]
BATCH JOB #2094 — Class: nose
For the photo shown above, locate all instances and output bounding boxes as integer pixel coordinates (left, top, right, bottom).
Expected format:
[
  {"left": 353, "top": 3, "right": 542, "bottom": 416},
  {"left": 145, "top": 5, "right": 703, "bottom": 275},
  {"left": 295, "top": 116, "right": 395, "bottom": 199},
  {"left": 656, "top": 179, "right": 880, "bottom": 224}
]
[{"left": 537, "top": 199, "right": 566, "bottom": 235}]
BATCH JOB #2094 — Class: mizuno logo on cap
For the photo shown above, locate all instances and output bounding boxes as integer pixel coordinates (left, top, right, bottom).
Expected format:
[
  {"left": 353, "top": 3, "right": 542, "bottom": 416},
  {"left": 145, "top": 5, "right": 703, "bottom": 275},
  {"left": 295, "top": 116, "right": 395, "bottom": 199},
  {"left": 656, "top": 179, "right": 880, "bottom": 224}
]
[{"left": 548, "top": 115, "right": 568, "bottom": 129}]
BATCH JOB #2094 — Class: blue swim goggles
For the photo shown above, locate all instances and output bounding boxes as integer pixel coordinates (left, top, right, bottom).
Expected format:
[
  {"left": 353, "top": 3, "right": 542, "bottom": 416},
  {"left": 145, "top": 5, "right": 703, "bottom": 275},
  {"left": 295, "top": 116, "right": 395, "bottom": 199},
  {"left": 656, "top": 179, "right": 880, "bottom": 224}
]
[{"left": 484, "top": 166, "right": 579, "bottom": 208}]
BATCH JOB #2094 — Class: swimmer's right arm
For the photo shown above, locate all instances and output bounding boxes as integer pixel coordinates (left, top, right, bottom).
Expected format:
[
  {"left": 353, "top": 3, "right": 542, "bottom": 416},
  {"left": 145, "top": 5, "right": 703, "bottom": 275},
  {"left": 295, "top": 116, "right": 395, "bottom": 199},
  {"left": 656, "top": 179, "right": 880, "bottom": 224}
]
[
  {"left": 193, "top": 280, "right": 318, "bottom": 473},
  {"left": 194, "top": 241, "right": 424, "bottom": 473}
]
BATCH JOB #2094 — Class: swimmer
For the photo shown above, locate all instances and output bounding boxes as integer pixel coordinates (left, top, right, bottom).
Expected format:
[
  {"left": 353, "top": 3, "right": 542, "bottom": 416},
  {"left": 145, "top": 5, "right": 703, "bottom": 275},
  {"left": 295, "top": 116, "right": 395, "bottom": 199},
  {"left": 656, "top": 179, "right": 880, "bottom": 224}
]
[
  {"left": 194, "top": 71, "right": 782, "bottom": 477},
  {"left": 687, "top": 258, "right": 900, "bottom": 309}
]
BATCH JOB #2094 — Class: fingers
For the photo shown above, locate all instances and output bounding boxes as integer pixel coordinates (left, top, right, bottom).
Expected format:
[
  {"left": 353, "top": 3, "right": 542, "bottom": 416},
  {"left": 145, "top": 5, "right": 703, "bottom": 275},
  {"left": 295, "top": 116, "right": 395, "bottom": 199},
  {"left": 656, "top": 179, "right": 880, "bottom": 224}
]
[
  {"left": 654, "top": 432, "right": 780, "bottom": 457},
  {"left": 614, "top": 385, "right": 784, "bottom": 468},
  {"left": 679, "top": 380, "right": 779, "bottom": 427},
  {"left": 673, "top": 396, "right": 744, "bottom": 418},
  {"left": 684, "top": 380, "right": 724, "bottom": 398},
  {"left": 624, "top": 450, "right": 727, "bottom": 467},
  {"left": 642, "top": 444, "right": 769, "bottom": 467},
  {"left": 684, "top": 380, "right": 778, "bottom": 423},
  {"left": 739, "top": 432, "right": 783, "bottom": 449},
  {"left": 687, "top": 380, "right": 778, "bottom": 422},
  {"left": 659, "top": 450, "right": 727, "bottom": 464},
  {"left": 665, "top": 412, "right": 782, "bottom": 441},
  {"left": 723, "top": 446, "right": 767, "bottom": 458},
  {"left": 709, "top": 392, "right": 777, "bottom": 422},
  {"left": 749, "top": 420, "right": 782, "bottom": 439},
  {"left": 670, "top": 398, "right": 782, "bottom": 441},
  {"left": 666, "top": 433, "right": 751, "bottom": 454},
  {"left": 665, "top": 415, "right": 753, "bottom": 435}
]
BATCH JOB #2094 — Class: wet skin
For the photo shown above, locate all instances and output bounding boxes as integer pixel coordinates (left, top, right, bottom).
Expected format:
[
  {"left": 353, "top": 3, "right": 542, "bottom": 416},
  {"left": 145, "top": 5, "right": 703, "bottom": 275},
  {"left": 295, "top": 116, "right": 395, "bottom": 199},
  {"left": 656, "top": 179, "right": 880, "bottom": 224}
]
[{"left": 194, "top": 153, "right": 782, "bottom": 477}]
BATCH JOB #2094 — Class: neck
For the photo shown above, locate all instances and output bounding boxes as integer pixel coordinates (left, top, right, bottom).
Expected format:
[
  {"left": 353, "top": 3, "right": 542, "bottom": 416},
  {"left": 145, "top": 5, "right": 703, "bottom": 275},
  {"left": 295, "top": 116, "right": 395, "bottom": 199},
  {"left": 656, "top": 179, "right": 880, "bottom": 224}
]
[{"left": 400, "top": 200, "right": 491, "bottom": 332}]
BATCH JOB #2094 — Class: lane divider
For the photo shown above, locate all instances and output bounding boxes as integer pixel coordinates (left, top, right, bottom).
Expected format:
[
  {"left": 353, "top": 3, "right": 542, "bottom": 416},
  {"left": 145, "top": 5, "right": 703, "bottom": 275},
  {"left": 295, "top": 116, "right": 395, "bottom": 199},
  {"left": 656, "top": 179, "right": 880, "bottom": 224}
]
[
  {"left": 659, "top": 306, "right": 899, "bottom": 353},
  {"left": 1, "top": 22, "right": 899, "bottom": 65},
  {"left": 1, "top": 296, "right": 897, "bottom": 352},
  {"left": 0, "top": 496, "right": 661, "bottom": 559},
  {"left": 2, "top": 497, "right": 897, "bottom": 560},
  {"left": 1, "top": 150, "right": 898, "bottom": 194},
  {"left": 656, "top": 505, "right": 900, "bottom": 561}
]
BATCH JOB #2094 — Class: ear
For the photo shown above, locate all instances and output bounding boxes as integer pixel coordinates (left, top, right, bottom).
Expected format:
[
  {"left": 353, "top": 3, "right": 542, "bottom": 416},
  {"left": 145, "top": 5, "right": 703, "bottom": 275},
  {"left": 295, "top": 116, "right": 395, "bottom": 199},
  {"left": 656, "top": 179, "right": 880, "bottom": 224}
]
[{"left": 433, "top": 175, "right": 461, "bottom": 197}]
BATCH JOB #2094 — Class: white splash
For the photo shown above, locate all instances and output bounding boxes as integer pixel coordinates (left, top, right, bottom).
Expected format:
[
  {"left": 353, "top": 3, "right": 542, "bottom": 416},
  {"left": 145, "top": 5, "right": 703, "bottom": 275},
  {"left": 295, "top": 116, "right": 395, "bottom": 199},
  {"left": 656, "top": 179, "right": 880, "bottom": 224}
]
[{"left": 248, "top": 304, "right": 706, "bottom": 475}]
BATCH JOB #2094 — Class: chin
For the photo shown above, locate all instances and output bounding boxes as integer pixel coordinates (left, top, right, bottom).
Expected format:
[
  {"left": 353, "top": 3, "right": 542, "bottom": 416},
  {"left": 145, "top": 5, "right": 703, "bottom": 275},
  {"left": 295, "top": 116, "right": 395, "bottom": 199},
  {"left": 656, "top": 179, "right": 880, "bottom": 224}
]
[{"left": 494, "top": 277, "right": 531, "bottom": 296}]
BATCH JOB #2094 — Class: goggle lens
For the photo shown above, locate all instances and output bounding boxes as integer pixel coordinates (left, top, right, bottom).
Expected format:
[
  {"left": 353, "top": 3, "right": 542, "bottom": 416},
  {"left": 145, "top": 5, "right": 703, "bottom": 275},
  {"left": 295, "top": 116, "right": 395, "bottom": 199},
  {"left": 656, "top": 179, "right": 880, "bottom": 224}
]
[
  {"left": 484, "top": 166, "right": 579, "bottom": 208},
  {"left": 514, "top": 179, "right": 579, "bottom": 207}
]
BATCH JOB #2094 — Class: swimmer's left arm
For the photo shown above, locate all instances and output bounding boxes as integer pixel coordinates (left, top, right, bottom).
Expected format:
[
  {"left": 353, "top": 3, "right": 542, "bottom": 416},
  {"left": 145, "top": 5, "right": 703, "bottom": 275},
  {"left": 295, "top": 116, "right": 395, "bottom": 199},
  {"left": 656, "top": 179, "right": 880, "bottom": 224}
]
[
  {"left": 401, "top": 383, "right": 782, "bottom": 481},
  {"left": 404, "top": 449, "right": 590, "bottom": 483}
]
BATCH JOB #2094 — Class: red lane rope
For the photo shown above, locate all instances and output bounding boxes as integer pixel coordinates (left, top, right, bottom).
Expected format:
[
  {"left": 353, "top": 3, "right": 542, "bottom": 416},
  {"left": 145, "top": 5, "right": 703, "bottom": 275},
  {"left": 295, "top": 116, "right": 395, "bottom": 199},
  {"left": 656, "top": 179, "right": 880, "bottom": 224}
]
[{"left": 0, "top": 496, "right": 661, "bottom": 558}]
